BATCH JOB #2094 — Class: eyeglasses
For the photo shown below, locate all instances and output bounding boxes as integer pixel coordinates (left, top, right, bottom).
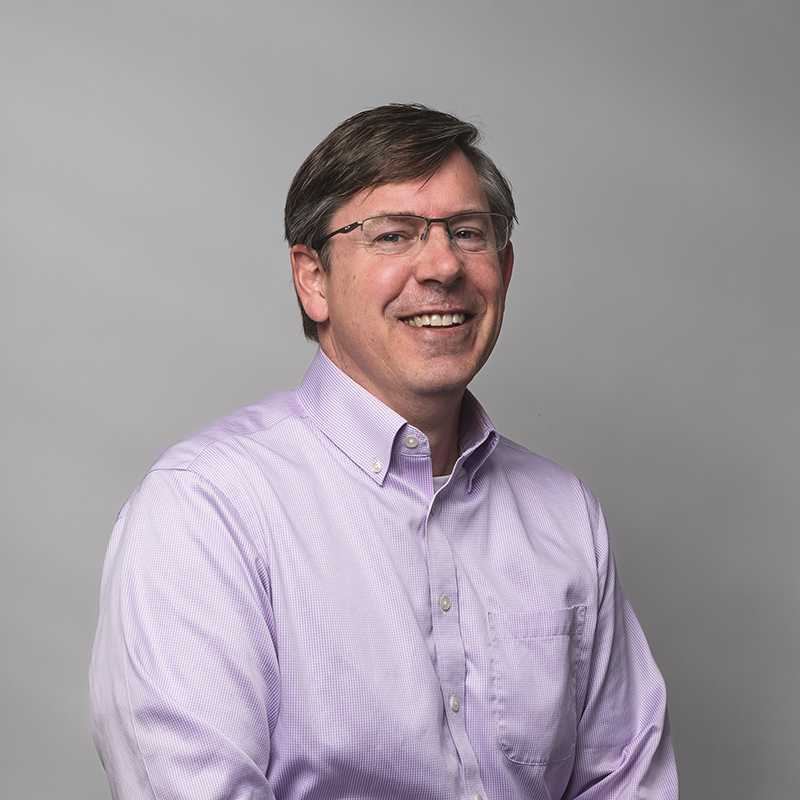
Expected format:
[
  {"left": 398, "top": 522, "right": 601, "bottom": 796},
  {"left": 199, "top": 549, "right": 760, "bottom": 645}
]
[{"left": 313, "top": 213, "right": 511, "bottom": 256}]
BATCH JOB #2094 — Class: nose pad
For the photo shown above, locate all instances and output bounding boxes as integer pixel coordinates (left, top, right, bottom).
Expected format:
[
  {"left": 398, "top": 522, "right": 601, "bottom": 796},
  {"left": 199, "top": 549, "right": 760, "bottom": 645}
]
[
  {"left": 420, "top": 220, "right": 455, "bottom": 249},
  {"left": 420, "top": 220, "right": 454, "bottom": 244}
]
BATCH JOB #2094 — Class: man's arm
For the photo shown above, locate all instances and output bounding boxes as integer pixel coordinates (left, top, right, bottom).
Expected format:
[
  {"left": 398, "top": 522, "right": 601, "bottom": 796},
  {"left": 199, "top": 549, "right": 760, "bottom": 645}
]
[
  {"left": 90, "top": 468, "right": 278, "bottom": 799},
  {"left": 565, "top": 488, "right": 678, "bottom": 799}
]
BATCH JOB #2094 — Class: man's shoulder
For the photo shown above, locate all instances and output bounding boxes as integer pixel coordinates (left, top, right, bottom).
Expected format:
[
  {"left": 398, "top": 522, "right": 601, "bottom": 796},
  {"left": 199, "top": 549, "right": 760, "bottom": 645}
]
[
  {"left": 150, "top": 389, "right": 304, "bottom": 473},
  {"left": 493, "top": 434, "right": 574, "bottom": 476},
  {"left": 490, "top": 434, "right": 595, "bottom": 502},
  {"left": 485, "top": 435, "right": 603, "bottom": 534}
]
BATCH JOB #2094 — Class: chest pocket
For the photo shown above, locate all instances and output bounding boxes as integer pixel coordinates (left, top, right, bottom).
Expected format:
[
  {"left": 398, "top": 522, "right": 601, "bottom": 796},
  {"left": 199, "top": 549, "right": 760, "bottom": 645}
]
[{"left": 488, "top": 606, "right": 586, "bottom": 766}]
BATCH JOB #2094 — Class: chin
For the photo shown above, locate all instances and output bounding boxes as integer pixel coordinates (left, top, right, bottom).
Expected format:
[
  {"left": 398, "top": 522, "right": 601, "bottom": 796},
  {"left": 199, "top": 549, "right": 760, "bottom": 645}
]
[{"left": 406, "top": 364, "right": 478, "bottom": 399}]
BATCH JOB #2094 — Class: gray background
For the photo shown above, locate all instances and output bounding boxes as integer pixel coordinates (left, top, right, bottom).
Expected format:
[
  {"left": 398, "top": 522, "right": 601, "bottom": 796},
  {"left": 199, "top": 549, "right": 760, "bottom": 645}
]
[{"left": 3, "top": 1, "right": 798, "bottom": 798}]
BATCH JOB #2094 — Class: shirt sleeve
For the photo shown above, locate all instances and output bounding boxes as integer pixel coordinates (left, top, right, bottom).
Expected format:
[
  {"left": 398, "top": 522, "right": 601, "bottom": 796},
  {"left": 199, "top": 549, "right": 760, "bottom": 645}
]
[
  {"left": 564, "top": 487, "right": 679, "bottom": 799},
  {"left": 89, "top": 468, "right": 279, "bottom": 800}
]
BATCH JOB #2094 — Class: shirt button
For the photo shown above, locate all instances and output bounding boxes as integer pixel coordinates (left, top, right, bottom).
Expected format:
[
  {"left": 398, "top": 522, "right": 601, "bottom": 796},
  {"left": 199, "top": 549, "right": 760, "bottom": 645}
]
[
  {"left": 371, "top": 461, "right": 382, "bottom": 473},
  {"left": 450, "top": 695, "right": 459, "bottom": 712},
  {"left": 405, "top": 435, "right": 419, "bottom": 448},
  {"left": 476, "top": 796, "right": 484, "bottom": 800},
  {"left": 439, "top": 595, "right": 451, "bottom": 612}
]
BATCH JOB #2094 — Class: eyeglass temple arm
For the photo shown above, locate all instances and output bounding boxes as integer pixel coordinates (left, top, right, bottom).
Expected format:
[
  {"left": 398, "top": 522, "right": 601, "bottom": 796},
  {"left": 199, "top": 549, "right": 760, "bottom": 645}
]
[{"left": 312, "top": 221, "right": 362, "bottom": 250}]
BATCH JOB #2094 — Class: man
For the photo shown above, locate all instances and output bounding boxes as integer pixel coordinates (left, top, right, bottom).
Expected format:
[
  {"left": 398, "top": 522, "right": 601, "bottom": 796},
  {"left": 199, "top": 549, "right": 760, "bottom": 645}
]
[{"left": 90, "top": 104, "right": 678, "bottom": 799}]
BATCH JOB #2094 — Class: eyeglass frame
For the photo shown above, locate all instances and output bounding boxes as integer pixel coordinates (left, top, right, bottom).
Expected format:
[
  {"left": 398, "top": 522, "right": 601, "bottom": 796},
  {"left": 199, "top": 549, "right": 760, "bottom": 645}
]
[{"left": 311, "top": 213, "right": 512, "bottom": 255}]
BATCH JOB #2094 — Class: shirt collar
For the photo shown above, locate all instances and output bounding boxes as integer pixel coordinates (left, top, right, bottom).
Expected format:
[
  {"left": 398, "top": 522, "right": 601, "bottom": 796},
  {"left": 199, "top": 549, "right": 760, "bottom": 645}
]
[{"left": 296, "top": 348, "right": 498, "bottom": 487}]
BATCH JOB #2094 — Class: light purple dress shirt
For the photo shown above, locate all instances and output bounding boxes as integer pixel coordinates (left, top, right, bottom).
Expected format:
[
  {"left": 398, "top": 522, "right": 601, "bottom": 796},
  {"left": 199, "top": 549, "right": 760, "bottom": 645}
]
[{"left": 90, "top": 348, "right": 678, "bottom": 799}]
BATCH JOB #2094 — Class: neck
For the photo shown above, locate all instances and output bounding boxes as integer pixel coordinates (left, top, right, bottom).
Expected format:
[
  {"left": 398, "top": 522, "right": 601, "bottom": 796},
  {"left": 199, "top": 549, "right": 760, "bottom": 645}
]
[
  {"left": 404, "top": 395, "right": 463, "bottom": 477},
  {"left": 315, "top": 342, "right": 464, "bottom": 476}
]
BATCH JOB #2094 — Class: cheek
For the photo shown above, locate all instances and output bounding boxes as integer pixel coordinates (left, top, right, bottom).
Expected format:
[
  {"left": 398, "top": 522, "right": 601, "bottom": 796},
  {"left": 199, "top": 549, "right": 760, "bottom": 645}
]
[{"left": 479, "top": 272, "right": 508, "bottom": 311}]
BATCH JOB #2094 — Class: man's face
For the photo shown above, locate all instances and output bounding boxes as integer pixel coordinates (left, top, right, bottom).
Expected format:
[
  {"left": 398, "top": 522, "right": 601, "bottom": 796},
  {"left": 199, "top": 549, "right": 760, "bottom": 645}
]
[{"left": 293, "top": 148, "right": 514, "bottom": 418}]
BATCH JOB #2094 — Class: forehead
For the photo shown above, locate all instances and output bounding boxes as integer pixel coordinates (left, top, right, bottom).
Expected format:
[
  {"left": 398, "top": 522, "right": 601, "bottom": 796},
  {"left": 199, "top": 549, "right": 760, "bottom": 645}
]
[{"left": 332, "top": 149, "right": 489, "bottom": 225}]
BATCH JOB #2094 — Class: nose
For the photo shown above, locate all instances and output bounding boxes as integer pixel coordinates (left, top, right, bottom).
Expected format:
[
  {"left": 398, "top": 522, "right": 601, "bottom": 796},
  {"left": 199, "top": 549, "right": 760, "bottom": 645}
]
[{"left": 413, "top": 221, "right": 464, "bottom": 286}]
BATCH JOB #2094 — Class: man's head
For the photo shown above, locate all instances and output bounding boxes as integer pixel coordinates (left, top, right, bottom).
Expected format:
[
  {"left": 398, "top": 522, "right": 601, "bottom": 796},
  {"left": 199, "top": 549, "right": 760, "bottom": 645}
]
[
  {"left": 285, "top": 104, "right": 516, "bottom": 342},
  {"left": 286, "top": 104, "right": 516, "bottom": 425}
]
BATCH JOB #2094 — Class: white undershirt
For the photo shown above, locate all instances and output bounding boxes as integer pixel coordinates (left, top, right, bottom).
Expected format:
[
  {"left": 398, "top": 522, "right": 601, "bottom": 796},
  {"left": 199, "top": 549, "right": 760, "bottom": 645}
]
[{"left": 432, "top": 474, "right": 450, "bottom": 492}]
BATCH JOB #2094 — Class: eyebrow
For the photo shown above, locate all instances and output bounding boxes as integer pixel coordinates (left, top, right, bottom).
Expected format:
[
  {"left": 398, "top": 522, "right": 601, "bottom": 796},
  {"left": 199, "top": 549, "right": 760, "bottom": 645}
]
[{"left": 368, "top": 208, "right": 491, "bottom": 218}]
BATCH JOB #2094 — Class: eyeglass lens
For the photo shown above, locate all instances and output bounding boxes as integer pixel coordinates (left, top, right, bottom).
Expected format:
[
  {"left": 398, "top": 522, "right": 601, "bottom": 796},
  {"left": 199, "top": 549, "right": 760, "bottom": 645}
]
[{"left": 361, "top": 214, "right": 508, "bottom": 255}]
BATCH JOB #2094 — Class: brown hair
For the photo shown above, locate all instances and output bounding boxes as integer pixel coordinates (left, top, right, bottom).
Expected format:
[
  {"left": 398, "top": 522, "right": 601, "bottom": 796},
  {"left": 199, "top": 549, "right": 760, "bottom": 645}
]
[{"left": 285, "top": 103, "right": 516, "bottom": 341}]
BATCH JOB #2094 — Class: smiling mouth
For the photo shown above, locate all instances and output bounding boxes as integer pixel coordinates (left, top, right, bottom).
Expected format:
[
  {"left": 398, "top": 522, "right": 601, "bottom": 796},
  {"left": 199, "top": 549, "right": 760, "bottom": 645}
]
[{"left": 402, "top": 312, "right": 467, "bottom": 328}]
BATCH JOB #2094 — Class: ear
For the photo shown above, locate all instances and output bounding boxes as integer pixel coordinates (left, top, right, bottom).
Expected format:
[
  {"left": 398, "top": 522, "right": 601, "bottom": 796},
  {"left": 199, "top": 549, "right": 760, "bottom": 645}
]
[
  {"left": 499, "top": 240, "right": 514, "bottom": 294},
  {"left": 291, "top": 244, "right": 329, "bottom": 324}
]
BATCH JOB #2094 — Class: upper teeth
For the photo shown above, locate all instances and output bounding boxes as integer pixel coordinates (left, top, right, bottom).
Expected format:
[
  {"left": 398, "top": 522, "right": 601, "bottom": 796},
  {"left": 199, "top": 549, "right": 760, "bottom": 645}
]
[{"left": 404, "top": 312, "right": 466, "bottom": 328}]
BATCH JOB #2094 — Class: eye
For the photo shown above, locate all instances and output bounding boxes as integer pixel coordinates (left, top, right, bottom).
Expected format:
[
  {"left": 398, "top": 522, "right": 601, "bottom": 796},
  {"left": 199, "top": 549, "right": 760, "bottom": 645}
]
[
  {"left": 375, "top": 230, "right": 410, "bottom": 244},
  {"left": 449, "top": 214, "right": 496, "bottom": 252},
  {"left": 452, "top": 224, "right": 488, "bottom": 244},
  {"left": 362, "top": 216, "right": 421, "bottom": 253}
]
